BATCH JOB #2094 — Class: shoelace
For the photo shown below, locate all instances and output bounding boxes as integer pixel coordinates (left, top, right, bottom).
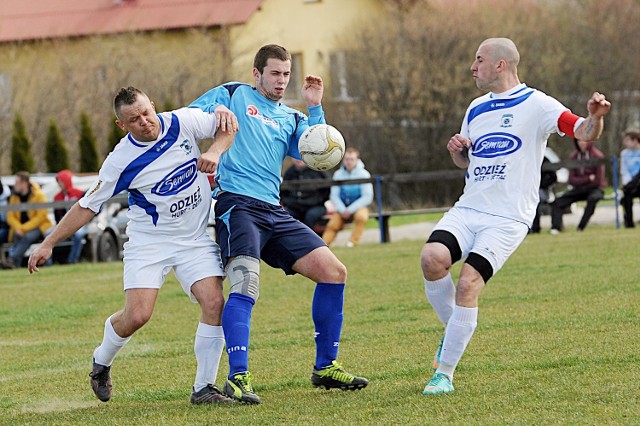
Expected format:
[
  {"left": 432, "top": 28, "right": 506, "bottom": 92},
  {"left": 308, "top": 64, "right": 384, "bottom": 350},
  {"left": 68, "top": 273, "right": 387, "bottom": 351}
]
[
  {"left": 323, "top": 362, "right": 354, "bottom": 383},
  {"left": 90, "top": 367, "right": 109, "bottom": 384},
  {"left": 235, "top": 372, "right": 254, "bottom": 392},
  {"left": 429, "top": 373, "right": 449, "bottom": 386}
]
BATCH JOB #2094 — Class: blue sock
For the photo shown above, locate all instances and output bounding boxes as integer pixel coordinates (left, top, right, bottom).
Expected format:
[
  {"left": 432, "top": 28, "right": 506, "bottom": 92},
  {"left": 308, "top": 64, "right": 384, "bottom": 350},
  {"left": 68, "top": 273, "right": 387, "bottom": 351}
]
[
  {"left": 312, "top": 283, "right": 345, "bottom": 370},
  {"left": 222, "top": 293, "right": 255, "bottom": 377}
]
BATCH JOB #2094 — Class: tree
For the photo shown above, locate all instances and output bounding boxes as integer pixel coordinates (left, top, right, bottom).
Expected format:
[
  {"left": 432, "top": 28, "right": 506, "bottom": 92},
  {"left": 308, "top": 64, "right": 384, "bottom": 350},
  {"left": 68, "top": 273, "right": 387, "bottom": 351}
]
[
  {"left": 10, "top": 113, "right": 35, "bottom": 173},
  {"left": 45, "top": 118, "right": 70, "bottom": 172},
  {"left": 105, "top": 116, "right": 125, "bottom": 156},
  {"left": 78, "top": 112, "right": 99, "bottom": 172}
]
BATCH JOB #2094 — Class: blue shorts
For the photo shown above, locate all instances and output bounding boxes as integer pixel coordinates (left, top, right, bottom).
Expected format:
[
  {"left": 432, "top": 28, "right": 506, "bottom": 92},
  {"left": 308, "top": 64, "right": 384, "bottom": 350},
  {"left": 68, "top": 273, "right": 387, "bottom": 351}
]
[{"left": 214, "top": 192, "right": 326, "bottom": 275}]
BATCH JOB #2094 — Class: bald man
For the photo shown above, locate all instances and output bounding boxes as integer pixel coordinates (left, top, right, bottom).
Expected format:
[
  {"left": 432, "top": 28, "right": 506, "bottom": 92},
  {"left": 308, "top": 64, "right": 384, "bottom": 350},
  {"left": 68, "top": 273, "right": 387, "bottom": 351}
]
[{"left": 420, "top": 38, "right": 611, "bottom": 395}]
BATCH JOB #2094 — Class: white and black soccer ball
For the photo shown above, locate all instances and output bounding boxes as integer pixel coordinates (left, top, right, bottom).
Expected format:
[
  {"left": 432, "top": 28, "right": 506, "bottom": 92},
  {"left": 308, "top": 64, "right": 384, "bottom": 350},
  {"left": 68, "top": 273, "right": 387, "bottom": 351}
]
[{"left": 298, "top": 124, "right": 346, "bottom": 171}]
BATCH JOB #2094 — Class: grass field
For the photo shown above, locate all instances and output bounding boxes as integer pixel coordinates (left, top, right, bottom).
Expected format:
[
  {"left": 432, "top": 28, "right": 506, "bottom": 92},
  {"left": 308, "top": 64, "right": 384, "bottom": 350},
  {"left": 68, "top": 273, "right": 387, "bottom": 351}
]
[{"left": 1, "top": 227, "right": 639, "bottom": 425}]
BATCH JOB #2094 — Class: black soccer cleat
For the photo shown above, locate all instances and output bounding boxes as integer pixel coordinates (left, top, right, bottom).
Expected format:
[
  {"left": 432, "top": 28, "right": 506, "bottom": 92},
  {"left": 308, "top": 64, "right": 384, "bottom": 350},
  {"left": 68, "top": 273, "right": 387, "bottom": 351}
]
[
  {"left": 190, "top": 384, "right": 235, "bottom": 405},
  {"left": 311, "top": 361, "right": 369, "bottom": 390},
  {"left": 89, "top": 359, "right": 112, "bottom": 402},
  {"left": 222, "top": 371, "right": 261, "bottom": 404}
]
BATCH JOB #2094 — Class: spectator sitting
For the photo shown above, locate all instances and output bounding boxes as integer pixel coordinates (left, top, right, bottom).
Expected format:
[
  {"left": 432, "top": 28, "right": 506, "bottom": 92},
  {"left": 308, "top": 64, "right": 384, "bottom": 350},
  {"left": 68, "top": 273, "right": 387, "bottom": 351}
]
[
  {"left": 530, "top": 157, "right": 558, "bottom": 234},
  {"left": 619, "top": 129, "right": 640, "bottom": 228},
  {"left": 0, "top": 178, "right": 10, "bottom": 245},
  {"left": 322, "top": 147, "right": 373, "bottom": 247},
  {"left": 48, "top": 169, "right": 88, "bottom": 263},
  {"left": 2, "top": 171, "right": 53, "bottom": 269},
  {"left": 550, "top": 138, "right": 606, "bottom": 233},
  {"left": 281, "top": 159, "right": 330, "bottom": 236}
]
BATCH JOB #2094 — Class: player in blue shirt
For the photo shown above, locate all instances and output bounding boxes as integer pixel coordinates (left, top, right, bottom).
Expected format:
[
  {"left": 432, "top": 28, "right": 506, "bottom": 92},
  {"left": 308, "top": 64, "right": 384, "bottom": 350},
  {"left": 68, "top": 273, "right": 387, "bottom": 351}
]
[{"left": 191, "top": 44, "right": 368, "bottom": 404}]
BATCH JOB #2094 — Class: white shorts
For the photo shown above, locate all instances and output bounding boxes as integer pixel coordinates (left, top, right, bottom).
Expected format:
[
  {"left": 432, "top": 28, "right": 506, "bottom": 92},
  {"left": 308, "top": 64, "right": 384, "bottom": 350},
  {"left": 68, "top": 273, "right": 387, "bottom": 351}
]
[
  {"left": 122, "top": 234, "right": 224, "bottom": 303},
  {"left": 432, "top": 206, "right": 529, "bottom": 274}
]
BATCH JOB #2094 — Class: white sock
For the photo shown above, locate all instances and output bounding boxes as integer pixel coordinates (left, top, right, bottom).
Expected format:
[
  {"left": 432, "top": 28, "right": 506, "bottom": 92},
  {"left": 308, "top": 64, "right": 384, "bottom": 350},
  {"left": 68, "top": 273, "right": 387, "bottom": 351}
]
[
  {"left": 193, "top": 323, "right": 225, "bottom": 392},
  {"left": 424, "top": 274, "right": 456, "bottom": 326},
  {"left": 437, "top": 305, "right": 478, "bottom": 380},
  {"left": 93, "top": 315, "right": 132, "bottom": 367}
]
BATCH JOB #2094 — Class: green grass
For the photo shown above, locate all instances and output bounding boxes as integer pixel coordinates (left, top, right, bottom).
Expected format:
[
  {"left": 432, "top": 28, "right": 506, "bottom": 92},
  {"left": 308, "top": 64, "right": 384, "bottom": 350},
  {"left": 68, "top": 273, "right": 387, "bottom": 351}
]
[{"left": 1, "top": 227, "right": 639, "bottom": 425}]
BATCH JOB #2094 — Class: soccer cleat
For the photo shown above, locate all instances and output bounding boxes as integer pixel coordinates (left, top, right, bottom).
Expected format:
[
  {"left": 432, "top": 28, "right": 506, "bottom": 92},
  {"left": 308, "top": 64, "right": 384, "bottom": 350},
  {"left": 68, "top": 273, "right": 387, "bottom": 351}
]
[
  {"left": 89, "top": 359, "right": 112, "bottom": 402},
  {"left": 423, "top": 372, "right": 454, "bottom": 395},
  {"left": 190, "top": 384, "right": 234, "bottom": 405},
  {"left": 432, "top": 335, "right": 444, "bottom": 370},
  {"left": 222, "top": 372, "right": 261, "bottom": 404},
  {"left": 311, "top": 360, "right": 369, "bottom": 390}
]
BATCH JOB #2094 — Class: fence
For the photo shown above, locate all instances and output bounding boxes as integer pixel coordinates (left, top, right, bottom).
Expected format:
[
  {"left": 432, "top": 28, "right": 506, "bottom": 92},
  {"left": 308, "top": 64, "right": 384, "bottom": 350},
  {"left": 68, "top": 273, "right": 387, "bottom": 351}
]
[
  {"left": 281, "top": 156, "right": 623, "bottom": 242},
  {"left": 0, "top": 157, "right": 624, "bottom": 248}
]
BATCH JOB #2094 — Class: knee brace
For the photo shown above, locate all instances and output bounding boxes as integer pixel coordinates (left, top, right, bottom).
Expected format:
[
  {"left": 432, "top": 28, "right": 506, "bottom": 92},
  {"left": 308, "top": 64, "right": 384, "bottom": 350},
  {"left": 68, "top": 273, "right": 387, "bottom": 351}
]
[{"left": 226, "top": 255, "right": 260, "bottom": 301}]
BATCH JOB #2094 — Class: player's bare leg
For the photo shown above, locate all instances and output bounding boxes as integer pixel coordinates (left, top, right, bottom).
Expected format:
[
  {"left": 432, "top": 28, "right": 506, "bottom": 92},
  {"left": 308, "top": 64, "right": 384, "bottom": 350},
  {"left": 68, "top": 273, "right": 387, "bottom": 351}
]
[{"left": 90, "top": 289, "right": 158, "bottom": 402}]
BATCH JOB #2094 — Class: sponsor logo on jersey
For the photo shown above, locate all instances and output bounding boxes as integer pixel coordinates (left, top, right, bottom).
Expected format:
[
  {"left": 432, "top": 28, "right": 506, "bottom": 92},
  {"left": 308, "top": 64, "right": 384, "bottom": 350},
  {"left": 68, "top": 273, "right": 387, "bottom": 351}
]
[
  {"left": 472, "top": 132, "right": 522, "bottom": 158},
  {"left": 152, "top": 159, "right": 197, "bottom": 196},
  {"left": 179, "top": 139, "right": 192, "bottom": 155},
  {"left": 245, "top": 104, "right": 280, "bottom": 129},
  {"left": 500, "top": 114, "right": 513, "bottom": 128},
  {"left": 170, "top": 186, "right": 202, "bottom": 218},
  {"left": 155, "top": 140, "right": 169, "bottom": 152},
  {"left": 472, "top": 163, "right": 507, "bottom": 182}
]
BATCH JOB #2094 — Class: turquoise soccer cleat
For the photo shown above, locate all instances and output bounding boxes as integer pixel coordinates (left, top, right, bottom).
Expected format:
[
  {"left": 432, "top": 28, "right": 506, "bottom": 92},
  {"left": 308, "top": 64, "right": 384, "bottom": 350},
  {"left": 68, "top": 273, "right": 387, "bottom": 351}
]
[{"left": 423, "top": 372, "right": 454, "bottom": 395}]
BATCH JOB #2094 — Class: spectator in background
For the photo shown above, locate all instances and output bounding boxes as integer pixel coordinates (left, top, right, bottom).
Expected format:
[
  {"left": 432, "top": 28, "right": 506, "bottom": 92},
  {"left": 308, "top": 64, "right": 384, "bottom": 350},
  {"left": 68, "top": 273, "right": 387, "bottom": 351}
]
[
  {"left": 530, "top": 157, "right": 557, "bottom": 234},
  {"left": 0, "top": 178, "right": 10, "bottom": 244},
  {"left": 550, "top": 138, "right": 606, "bottom": 233},
  {"left": 281, "top": 159, "right": 330, "bottom": 235},
  {"left": 322, "top": 147, "right": 373, "bottom": 247},
  {"left": 49, "top": 169, "right": 87, "bottom": 263},
  {"left": 620, "top": 129, "right": 640, "bottom": 228},
  {"left": 2, "top": 172, "right": 53, "bottom": 269}
]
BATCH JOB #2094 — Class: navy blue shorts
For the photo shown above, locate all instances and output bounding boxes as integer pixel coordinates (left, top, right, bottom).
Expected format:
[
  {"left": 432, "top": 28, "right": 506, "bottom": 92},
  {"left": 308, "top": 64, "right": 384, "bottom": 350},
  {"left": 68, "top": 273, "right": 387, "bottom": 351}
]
[{"left": 214, "top": 192, "right": 326, "bottom": 275}]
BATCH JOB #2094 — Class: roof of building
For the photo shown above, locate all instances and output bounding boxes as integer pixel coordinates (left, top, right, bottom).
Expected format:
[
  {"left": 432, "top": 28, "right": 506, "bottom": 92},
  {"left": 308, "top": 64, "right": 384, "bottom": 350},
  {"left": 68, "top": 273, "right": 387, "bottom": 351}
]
[{"left": 0, "top": 0, "right": 265, "bottom": 43}]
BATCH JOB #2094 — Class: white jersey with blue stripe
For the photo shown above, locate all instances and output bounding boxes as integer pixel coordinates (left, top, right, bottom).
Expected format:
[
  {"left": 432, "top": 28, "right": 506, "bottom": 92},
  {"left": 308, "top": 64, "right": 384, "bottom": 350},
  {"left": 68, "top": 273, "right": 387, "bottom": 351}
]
[
  {"left": 190, "top": 83, "right": 326, "bottom": 206},
  {"left": 455, "top": 83, "right": 569, "bottom": 226},
  {"left": 79, "top": 107, "right": 217, "bottom": 242}
]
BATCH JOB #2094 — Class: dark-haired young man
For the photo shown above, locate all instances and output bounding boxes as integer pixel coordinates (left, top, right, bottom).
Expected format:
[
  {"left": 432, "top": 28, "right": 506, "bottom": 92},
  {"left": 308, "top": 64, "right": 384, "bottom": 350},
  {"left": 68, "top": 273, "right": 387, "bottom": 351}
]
[{"left": 190, "top": 44, "right": 368, "bottom": 404}]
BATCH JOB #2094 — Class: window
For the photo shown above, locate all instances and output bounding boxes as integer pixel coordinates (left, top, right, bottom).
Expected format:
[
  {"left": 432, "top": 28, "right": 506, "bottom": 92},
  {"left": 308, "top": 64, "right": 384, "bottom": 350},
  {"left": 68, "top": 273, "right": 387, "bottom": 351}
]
[
  {"left": 0, "top": 74, "right": 11, "bottom": 118},
  {"left": 284, "top": 52, "right": 303, "bottom": 103},
  {"left": 329, "top": 50, "right": 362, "bottom": 102}
]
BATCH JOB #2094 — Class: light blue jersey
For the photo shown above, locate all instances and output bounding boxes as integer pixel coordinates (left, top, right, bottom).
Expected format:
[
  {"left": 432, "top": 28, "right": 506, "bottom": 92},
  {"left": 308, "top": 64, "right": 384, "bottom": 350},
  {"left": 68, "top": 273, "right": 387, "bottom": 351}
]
[
  {"left": 190, "top": 83, "right": 325, "bottom": 205},
  {"left": 620, "top": 147, "right": 640, "bottom": 185}
]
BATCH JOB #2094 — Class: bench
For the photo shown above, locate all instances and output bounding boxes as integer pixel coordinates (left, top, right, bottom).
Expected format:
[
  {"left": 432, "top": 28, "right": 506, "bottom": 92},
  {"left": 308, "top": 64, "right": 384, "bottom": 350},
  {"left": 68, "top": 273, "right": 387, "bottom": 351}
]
[
  {"left": 1, "top": 238, "right": 83, "bottom": 267},
  {"left": 373, "top": 207, "right": 450, "bottom": 243},
  {"left": 322, "top": 206, "right": 450, "bottom": 243}
]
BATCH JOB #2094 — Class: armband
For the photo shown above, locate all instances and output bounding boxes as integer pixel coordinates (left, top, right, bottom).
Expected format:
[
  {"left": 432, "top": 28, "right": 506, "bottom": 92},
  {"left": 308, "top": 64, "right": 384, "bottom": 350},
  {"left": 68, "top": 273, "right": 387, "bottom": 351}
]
[{"left": 557, "top": 111, "right": 582, "bottom": 138}]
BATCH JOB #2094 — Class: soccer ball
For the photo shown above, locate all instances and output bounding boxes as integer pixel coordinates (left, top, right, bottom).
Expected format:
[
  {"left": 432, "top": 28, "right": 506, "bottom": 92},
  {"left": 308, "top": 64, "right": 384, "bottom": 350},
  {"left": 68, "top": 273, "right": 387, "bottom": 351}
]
[{"left": 298, "top": 124, "right": 346, "bottom": 171}]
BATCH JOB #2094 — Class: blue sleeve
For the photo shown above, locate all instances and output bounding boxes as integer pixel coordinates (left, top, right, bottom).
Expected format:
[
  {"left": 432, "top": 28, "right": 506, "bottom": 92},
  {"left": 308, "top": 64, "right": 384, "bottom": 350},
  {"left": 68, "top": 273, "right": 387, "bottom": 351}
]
[{"left": 189, "top": 85, "right": 232, "bottom": 113}]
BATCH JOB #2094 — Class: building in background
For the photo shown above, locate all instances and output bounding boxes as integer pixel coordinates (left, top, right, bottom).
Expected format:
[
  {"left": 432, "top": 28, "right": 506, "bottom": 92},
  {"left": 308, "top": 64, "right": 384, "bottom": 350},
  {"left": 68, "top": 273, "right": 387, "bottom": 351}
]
[{"left": 0, "top": 0, "right": 388, "bottom": 173}]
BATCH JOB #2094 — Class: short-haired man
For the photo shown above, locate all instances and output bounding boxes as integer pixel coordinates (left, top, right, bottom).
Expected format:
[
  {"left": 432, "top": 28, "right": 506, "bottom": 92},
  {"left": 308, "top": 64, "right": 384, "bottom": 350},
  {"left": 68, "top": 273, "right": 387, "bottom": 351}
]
[
  {"left": 322, "top": 147, "right": 374, "bottom": 247},
  {"left": 620, "top": 129, "right": 640, "bottom": 227},
  {"left": 29, "top": 87, "right": 236, "bottom": 405},
  {"left": 420, "top": 38, "right": 610, "bottom": 395},
  {"left": 190, "top": 44, "right": 368, "bottom": 404}
]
